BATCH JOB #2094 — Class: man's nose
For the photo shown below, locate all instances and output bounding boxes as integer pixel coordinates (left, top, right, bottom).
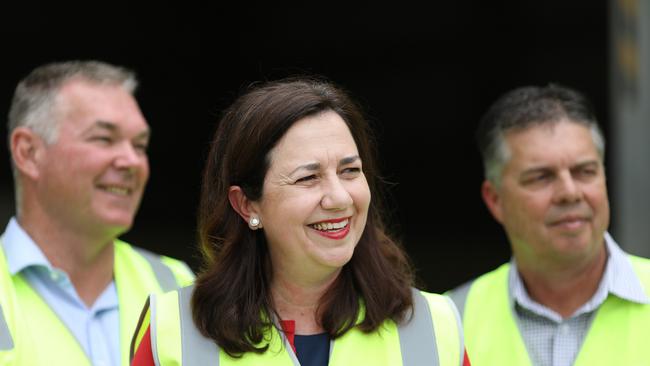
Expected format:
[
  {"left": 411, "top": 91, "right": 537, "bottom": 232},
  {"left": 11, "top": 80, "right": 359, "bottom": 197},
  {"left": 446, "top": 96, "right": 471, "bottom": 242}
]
[
  {"left": 553, "top": 170, "right": 582, "bottom": 204},
  {"left": 114, "top": 142, "right": 147, "bottom": 173}
]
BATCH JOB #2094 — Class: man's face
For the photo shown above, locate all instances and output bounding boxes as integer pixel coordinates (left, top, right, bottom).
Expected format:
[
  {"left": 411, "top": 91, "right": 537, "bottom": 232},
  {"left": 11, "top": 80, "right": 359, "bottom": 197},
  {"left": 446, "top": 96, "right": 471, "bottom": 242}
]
[
  {"left": 35, "top": 79, "right": 150, "bottom": 238},
  {"left": 482, "top": 120, "right": 610, "bottom": 270}
]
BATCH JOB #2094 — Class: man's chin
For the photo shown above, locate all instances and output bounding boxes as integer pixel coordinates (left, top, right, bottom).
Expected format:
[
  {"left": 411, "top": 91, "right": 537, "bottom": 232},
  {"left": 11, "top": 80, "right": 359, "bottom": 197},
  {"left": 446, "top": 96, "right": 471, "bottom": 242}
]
[
  {"left": 98, "top": 215, "right": 135, "bottom": 236},
  {"left": 552, "top": 235, "right": 604, "bottom": 262}
]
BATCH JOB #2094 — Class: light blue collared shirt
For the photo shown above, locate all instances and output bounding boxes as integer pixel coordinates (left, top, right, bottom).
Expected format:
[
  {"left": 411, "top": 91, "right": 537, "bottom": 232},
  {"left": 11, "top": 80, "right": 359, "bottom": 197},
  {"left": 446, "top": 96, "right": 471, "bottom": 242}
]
[
  {"left": 509, "top": 232, "right": 650, "bottom": 366},
  {"left": 1, "top": 217, "right": 119, "bottom": 366}
]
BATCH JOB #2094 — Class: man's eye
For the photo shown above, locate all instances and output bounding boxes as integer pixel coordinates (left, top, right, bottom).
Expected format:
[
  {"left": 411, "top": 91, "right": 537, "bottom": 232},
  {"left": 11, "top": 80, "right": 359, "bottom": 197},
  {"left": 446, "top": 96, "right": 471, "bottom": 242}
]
[
  {"left": 524, "top": 173, "right": 551, "bottom": 185},
  {"left": 92, "top": 136, "right": 113, "bottom": 143},
  {"left": 577, "top": 168, "right": 597, "bottom": 177},
  {"left": 134, "top": 143, "right": 149, "bottom": 152}
]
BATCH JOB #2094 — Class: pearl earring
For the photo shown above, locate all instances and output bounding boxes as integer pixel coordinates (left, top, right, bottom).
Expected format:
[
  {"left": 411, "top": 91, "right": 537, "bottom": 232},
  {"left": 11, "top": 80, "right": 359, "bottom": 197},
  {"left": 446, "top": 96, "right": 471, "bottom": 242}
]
[{"left": 249, "top": 216, "right": 260, "bottom": 229}]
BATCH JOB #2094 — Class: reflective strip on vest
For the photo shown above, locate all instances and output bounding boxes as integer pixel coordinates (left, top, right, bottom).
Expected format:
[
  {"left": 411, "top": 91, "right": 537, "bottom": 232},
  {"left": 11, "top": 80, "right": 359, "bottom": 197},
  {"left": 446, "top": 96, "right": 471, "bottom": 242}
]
[
  {"left": 447, "top": 280, "right": 474, "bottom": 320},
  {"left": 401, "top": 288, "right": 439, "bottom": 364},
  {"left": 134, "top": 247, "right": 179, "bottom": 292},
  {"left": 0, "top": 303, "right": 13, "bottom": 350},
  {"left": 174, "top": 286, "right": 442, "bottom": 366},
  {"left": 178, "top": 286, "right": 218, "bottom": 365}
]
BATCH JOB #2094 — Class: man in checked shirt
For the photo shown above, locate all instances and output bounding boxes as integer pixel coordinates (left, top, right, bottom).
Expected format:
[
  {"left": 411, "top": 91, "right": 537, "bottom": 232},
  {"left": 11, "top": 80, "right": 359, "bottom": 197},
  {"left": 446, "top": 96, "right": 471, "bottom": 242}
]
[{"left": 448, "top": 83, "right": 650, "bottom": 366}]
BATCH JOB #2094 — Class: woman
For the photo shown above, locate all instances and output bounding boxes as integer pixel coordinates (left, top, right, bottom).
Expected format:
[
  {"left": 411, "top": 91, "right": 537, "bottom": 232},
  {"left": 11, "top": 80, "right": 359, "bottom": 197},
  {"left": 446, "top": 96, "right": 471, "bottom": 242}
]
[{"left": 131, "top": 78, "right": 470, "bottom": 366}]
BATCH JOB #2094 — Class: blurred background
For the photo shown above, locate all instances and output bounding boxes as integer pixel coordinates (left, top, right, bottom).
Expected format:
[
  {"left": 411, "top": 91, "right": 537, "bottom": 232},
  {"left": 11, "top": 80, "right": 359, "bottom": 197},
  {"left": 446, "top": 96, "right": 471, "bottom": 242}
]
[{"left": 1, "top": 0, "right": 648, "bottom": 293}]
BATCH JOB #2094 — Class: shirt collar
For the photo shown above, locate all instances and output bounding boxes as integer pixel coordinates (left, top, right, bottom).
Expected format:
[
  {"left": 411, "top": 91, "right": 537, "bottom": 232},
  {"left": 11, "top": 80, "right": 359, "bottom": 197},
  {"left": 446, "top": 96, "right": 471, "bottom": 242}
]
[
  {"left": 2, "top": 217, "right": 119, "bottom": 312},
  {"left": 1, "top": 217, "right": 54, "bottom": 275},
  {"left": 603, "top": 232, "right": 650, "bottom": 304},
  {"left": 509, "top": 232, "right": 650, "bottom": 320}
]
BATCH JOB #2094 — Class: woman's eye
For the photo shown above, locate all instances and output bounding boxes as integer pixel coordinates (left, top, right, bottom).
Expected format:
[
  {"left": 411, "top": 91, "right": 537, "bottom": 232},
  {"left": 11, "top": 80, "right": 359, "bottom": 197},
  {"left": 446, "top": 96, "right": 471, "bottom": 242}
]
[
  {"left": 341, "top": 167, "right": 361, "bottom": 176},
  {"left": 295, "top": 175, "right": 317, "bottom": 183}
]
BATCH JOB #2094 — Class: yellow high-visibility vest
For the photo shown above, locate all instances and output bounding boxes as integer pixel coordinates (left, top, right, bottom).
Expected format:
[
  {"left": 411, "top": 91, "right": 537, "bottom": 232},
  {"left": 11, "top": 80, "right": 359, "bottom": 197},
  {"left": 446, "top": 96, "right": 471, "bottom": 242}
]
[
  {"left": 138, "top": 286, "right": 465, "bottom": 366},
  {"left": 448, "top": 257, "right": 650, "bottom": 366},
  {"left": 0, "top": 239, "right": 195, "bottom": 366}
]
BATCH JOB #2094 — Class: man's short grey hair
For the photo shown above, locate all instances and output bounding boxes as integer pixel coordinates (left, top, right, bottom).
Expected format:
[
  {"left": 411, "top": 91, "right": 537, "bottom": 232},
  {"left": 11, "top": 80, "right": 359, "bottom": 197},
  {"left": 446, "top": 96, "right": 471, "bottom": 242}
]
[
  {"left": 476, "top": 83, "right": 605, "bottom": 186},
  {"left": 8, "top": 60, "right": 138, "bottom": 145},
  {"left": 7, "top": 60, "right": 138, "bottom": 213}
]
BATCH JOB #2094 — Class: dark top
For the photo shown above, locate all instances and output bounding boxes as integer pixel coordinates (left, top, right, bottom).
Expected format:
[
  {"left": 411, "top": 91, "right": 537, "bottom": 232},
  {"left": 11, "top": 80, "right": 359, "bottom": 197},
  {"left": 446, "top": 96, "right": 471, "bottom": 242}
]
[{"left": 294, "top": 333, "right": 330, "bottom": 366}]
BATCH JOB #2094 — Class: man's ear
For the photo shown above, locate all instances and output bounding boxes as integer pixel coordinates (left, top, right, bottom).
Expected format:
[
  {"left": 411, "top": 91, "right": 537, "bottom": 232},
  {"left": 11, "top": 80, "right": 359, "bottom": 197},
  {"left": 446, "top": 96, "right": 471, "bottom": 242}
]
[
  {"left": 228, "top": 186, "right": 263, "bottom": 229},
  {"left": 10, "top": 127, "right": 45, "bottom": 180},
  {"left": 481, "top": 179, "right": 504, "bottom": 224}
]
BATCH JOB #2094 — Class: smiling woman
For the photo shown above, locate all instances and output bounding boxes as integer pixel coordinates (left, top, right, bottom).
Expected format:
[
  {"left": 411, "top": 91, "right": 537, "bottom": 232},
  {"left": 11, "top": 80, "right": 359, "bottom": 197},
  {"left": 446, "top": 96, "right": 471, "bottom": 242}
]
[
  {"left": 248, "top": 110, "right": 371, "bottom": 286},
  {"left": 130, "top": 77, "right": 470, "bottom": 366}
]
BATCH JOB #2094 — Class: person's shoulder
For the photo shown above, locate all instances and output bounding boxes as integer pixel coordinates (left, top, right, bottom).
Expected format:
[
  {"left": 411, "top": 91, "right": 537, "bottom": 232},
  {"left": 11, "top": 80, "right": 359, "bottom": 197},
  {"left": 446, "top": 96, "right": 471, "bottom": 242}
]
[
  {"left": 443, "top": 262, "right": 511, "bottom": 314},
  {"left": 446, "top": 262, "right": 510, "bottom": 296},
  {"left": 114, "top": 240, "right": 196, "bottom": 285},
  {"left": 416, "top": 289, "right": 458, "bottom": 316},
  {"left": 415, "top": 289, "right": 464, "bottom": 362},
  {"left": 627, "top": 254, "right": 650, "bottom": 281},
  {"left": 159, "top": 256, "right": 195, "bottom": 285},
  {"left": 628, "top": 254, "right": 650, "bottom": 266},
  {"left": 417, "top": 289, "right": 449, "bottom": 303}
]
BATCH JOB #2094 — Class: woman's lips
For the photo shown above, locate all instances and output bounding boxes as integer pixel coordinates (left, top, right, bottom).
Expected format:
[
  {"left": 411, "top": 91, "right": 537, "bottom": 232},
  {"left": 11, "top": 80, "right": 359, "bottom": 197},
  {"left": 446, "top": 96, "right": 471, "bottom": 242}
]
[{"left": 309, "top": 217, "right": 351, "bottom": 239}]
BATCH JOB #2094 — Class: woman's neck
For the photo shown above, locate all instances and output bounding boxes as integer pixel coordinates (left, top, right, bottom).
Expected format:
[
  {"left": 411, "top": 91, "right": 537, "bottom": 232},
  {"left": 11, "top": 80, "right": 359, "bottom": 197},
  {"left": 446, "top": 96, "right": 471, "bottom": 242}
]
[{"left": 271, "top": 269, "right": 340, "bottom": 335}]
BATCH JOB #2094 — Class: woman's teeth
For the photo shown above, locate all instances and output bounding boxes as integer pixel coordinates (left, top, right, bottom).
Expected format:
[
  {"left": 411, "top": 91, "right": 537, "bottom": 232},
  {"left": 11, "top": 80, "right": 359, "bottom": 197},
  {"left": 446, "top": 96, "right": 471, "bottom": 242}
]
[{"left": 311, "top": 219, "right": 349, "bottom": 231}]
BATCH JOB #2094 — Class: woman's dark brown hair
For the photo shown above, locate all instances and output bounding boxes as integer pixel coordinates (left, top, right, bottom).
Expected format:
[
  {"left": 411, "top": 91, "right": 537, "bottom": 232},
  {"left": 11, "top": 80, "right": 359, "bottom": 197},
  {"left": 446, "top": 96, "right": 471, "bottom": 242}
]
[{"left": 192, "top": 77, "right": 414, "bottom": 356}]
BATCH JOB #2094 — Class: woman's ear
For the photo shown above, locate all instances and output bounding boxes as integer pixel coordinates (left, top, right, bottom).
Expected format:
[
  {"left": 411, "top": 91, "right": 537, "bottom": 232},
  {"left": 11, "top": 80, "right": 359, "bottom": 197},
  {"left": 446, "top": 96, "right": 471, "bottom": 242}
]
[{"left": 228, "top": 186, "right": 263, "bottom": 229}]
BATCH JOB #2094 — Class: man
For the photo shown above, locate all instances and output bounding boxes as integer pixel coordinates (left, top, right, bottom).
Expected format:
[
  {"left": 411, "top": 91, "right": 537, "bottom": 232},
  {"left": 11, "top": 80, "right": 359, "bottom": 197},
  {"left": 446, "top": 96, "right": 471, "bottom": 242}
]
[
  {"left": 448, "top": 84, "right": 650, "bottom": 366},
  {"left": 0, "top": 61, "right": 194, "bottom": 365}
]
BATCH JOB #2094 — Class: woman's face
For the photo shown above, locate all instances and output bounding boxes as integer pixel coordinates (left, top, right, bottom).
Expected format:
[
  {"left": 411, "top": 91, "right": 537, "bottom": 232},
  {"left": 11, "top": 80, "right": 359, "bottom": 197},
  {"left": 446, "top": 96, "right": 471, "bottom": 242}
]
[{"left": 253, "top": 110, "right": 371, "bottom": 281}]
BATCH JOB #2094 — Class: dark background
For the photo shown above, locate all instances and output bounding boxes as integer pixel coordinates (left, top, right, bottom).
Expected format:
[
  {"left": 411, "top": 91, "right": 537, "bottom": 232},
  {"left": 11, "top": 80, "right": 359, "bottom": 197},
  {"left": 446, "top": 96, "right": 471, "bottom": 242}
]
[{"left": 0, "top": 1, "right": 609, "bottom": 293}]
